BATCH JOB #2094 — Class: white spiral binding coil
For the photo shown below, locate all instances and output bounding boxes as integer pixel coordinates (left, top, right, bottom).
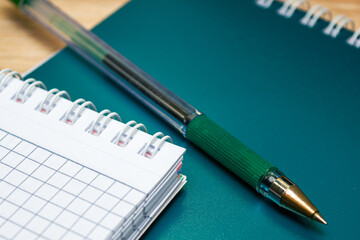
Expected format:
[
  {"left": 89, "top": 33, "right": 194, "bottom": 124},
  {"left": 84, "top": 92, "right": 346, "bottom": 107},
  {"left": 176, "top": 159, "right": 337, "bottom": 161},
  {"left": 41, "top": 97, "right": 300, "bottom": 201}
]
[
  {"left": 0, "top": 69, "right": 172, "bottom": 158},
  {"left": 323, "top": 15, "right": 354, "bottom": 38},
  {"left": 347, "top": 28, "right": 360, "bottom": 48},
  {"left": 255, "top": 0, "right": 358, "bottom": 48},
  {"left": 114, "top": 120, "right": 147, "bottom": 147},
  {"left": 278, "top": 0, "right": 309, "bottom": 18},
  {"left": 300, "top": 5, "right": 332, "bottom": 27},
  {"left": 142, "top": 132, "right": 173, "bottom": 158},
  {"left": 63, "top": 98, "right": 96, "bottom": 124},
  {"left": 0, "top": 69, "right": 22, "bottom": 92},
  {"left": 14, "top": 78, "right": 47, "bottom": 103},
  {"left": 88, "top": 109, "right": 121, "bottom": 136},
  {"left": 39, "top": 88, "right": 71, "bottom": 114},
  {"left": 256, "top": 0, "right": 274, "bottom": 8}
]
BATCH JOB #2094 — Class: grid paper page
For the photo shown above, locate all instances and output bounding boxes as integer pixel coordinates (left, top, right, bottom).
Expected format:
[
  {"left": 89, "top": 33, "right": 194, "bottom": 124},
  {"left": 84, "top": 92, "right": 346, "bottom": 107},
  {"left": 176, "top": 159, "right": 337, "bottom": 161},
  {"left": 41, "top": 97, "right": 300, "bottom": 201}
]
[{"left": 0, "top": 128, "right": 146, "bottom": 240}]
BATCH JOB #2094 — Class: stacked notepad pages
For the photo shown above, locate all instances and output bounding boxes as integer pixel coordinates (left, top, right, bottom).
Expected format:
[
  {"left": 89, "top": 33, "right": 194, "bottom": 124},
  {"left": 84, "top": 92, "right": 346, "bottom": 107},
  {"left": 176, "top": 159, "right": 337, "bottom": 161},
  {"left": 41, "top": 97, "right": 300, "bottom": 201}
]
[{"left": 0, "top": 69, "right": 186, "bottom": 240}]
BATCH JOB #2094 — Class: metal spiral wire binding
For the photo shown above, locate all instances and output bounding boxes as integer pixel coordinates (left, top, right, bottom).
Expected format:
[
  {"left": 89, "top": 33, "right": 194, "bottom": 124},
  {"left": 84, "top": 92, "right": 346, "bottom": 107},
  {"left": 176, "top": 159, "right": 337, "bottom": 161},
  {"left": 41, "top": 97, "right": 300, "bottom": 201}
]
[
  {"left": 347, "top": 28, "right": 360, "bottom": 48},
  {"left": 0, "top": 69, "right": 22, "bottom": 92},
  {"left": 1, "top": 70, "right": 174, "bottom": 156},
  {"left": 300, "top": 5, "right": 332, "bottom": 27},
  {"left": 63, "top": 98, "right": 97, "bottom": 125},
  {"left": 88, "top": 109, "right": 121, "bottom": 136},
  {"left": 255, "top": 0, "right": 359, "bottom": 48},
  {"left": 142, "top": 132, "right": 173, "bottom": 158},
  {"left": 278, "top": 0, "right": 309, "bottom": 18},
  {"left": 256, "top": 0, "right": 274, "bottom": 8},
  {"left": 15, "top": 78, "right": 47, "bottom": 103},
  {"left": 39, "top": 88, "right": 71, "bottom": 114},
  {"left": 323, "top": 15, "right": 354, "bottom": 38},
  {"left": 114, "top": 120, "right": 147, "bottom": 147}
]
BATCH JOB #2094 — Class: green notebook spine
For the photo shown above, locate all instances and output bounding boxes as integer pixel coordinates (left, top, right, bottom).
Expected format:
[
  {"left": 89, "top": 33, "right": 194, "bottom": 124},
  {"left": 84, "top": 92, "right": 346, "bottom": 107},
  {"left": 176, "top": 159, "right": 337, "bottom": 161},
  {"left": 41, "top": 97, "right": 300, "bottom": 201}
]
[{"left": 186, "top": 114, "right": 273, "bottom": 189}]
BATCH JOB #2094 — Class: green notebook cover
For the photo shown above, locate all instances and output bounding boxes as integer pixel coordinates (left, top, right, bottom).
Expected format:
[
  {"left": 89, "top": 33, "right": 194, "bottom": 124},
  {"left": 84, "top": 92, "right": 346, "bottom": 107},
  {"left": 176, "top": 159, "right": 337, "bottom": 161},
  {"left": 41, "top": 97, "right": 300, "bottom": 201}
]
[{"left": 27, "top": 0, "right": 360, "bottom": 239}]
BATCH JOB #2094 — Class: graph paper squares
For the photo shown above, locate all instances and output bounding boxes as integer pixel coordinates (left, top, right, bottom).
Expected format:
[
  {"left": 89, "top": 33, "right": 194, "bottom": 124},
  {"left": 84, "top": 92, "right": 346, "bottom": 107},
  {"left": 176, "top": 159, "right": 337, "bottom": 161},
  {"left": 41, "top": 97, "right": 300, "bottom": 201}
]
[{"left": 0, "top": 129, "right": 145, "bottom": 240}]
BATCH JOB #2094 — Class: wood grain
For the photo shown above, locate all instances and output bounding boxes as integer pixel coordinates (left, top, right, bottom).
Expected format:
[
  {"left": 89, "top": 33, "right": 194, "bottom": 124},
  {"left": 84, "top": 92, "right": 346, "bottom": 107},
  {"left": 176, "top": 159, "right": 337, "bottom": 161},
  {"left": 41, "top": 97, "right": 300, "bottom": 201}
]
[
  {"left": 0, "top": 0, "right": 128, "bottom": 73},
  {"left": 281, "top": 0, "right": 360, "bottom": 25},
  {"left": 311, "top": 0, "right": 360, "bottom": 25},
  {"left": 0, "top": 0, "right": 360, "bottom": 74}
]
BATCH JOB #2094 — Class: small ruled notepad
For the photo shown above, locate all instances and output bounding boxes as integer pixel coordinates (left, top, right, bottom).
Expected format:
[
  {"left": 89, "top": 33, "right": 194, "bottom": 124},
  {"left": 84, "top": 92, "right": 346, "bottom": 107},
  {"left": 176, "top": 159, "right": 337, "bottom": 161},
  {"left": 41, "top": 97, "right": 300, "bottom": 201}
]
[{"left": 0, "top": 69, "right": 186, "bottom": 240}]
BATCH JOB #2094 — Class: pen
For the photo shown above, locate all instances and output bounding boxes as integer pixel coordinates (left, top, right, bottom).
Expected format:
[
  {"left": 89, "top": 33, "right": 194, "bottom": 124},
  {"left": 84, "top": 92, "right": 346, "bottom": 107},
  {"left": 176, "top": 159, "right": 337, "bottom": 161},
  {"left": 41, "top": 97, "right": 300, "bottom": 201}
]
[{"left": 9, "top": 0, "right": 327, "bottom": 224}]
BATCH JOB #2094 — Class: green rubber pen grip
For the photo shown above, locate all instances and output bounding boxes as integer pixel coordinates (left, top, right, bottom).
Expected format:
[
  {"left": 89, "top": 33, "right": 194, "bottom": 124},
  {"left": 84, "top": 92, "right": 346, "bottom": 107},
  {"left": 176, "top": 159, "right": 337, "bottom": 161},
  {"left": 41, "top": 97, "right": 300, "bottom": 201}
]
[{"left": 186, "top": 114, "right": 274, "bottom": 189}]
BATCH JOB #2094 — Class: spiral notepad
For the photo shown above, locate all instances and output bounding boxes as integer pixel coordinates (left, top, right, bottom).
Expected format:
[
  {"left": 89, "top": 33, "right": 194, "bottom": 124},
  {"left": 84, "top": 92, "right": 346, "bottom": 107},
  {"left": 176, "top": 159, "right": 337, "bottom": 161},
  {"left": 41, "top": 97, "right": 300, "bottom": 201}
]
[{"left": 0, "top": 69, "right": 186, "bottom": 240}]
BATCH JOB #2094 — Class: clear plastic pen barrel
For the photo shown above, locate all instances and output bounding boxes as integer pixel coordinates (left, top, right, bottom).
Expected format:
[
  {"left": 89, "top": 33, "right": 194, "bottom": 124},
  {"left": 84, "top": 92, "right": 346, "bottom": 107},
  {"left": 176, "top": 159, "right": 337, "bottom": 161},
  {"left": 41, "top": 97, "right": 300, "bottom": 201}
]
[{"left": 18, "top": 0, "right": 200, "bottom": 136}]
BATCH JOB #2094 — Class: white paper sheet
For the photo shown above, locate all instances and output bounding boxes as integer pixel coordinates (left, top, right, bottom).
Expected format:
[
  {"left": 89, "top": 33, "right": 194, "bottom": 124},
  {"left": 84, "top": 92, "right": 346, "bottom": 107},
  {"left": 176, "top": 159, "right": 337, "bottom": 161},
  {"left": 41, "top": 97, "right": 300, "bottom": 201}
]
[{"left": 0, "top": 77, "right": 185, "bottom": 240}]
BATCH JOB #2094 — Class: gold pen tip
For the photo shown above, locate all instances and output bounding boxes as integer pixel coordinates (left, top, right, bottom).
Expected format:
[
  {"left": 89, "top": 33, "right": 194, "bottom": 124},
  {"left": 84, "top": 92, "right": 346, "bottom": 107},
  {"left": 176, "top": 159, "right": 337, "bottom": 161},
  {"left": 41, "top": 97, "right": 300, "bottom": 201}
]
[
  {"left": 277, "top": 182, "right": 328, "bottom": 225},
  {"left": 313, "top": 212, "right": 327, "bottom": 225}
]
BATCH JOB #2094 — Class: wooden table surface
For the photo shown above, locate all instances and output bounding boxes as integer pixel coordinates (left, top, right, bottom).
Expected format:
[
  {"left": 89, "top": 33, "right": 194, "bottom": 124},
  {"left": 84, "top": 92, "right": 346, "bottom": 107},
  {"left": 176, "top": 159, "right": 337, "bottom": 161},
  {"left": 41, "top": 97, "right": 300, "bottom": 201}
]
[{"left": 1, "top": 0, "right": 360, "bottom": 74}]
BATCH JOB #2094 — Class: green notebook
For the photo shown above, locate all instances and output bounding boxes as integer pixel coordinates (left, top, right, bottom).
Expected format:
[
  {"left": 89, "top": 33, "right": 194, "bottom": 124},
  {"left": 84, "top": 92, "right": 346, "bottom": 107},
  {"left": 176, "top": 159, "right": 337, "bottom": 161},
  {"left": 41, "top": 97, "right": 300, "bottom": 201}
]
[{"left": 27, "top": 0, "right": 360, "bottom": 239}]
